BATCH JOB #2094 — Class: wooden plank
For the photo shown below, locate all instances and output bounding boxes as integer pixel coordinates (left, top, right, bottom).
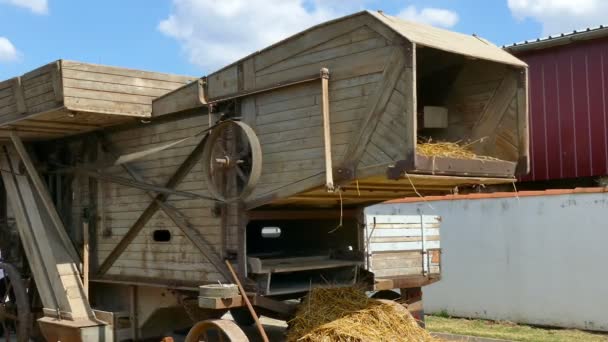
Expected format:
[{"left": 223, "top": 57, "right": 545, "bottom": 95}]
[
  {"left": 402, "top": 44, "right": 417, "bottom": 167},
  {"left": 61, "top": 69, "right": 185, "bottom": 90},
  {"left": 104, "top": 267, "right": 223, "bottom": 283},
  {"left": 25, "top": 91, "right": 56, "bottom": 109},
  {"left": 242, "top": 58, "right": 256, "bottom": 90},
  {"left": 50, "top": 60, "right": 64, "bottom": 102},
  {"left": 152, "top": 79, "right": 206, "bottom": 117},
  {"left": 253, "top": 14, "right": 366, "bottom": 71},
  {"left": 61, "top": 60, "right": 194, "bottom": 83},
  {"left": 516, "top": 68, "right": 530, "bottom": 175},
  {"left": 64, "top": 87, "right": 156, "bottom": 105},
  {"left": 257, "top": 36, "right": 387, "bottom": 77},
  {"left": 12, "top": 77, "right": 26, "bottom": 114},
  {"left": 297, "top": 26, "right": 378, "bottom": 56},
  {"left": 261, "top": 131, "right": 350, "bottom": 155},
  {"left": 470, "top": 71, "right": 519, "bottom": 141},
  {"left": 340, "top": 44, "right": 408, "bottom": 170},
  {"left": 64, "top": 97, "right": 150, "bottom": 116},
  {"left": 207, "top": 64, "right": 238, "bottom": 98},
  {"left": 255, "top": 45, "right": 390, "bottom": 87},
  {"left": 63, "top": 77, "right": 173, "bottom": 97},
  {"left": 259, "top": 120, "right": 358, "bottom": 145}
]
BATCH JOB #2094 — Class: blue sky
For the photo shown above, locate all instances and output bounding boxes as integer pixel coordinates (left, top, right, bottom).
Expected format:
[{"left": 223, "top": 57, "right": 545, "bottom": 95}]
[{"left": 0, "top": 0, "right": 605, "bottom": 80}]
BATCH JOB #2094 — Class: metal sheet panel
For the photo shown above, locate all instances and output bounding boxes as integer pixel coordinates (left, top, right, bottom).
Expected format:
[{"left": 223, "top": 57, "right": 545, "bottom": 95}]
[{"left": 517, "top": 38, "right": 608, "bottom": 181}]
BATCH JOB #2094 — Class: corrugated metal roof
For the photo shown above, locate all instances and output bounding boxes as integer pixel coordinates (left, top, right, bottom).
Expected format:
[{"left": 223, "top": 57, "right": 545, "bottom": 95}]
[
  {"left": 369, "top": 11, "right": 527, "bottom": 67},
  {"left": 385, "top": 187, "right": 608, "bottom": 204},
  {"left": 504, "top": 25, "right": 608, "bottom": 53},
  {"left": 515, "top": 37, "right": 608, "bottom": 181}
]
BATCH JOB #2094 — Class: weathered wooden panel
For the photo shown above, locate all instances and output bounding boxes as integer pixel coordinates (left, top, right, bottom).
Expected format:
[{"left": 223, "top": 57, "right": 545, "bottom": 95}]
[
  {"left": 84, "top": 115, "right": 226, "bottom": 284},
  {"left": 365, "top": 213, "right": 441, "bottom": 278},
  {"left": 246, "top": 34, "right": 387, "bottom": 200},
  {"left": 0, "top": 60, "right": 195, "bottom": 140},
  {"left": 207, "top": 64, "right": 238, "bottom": 99}
]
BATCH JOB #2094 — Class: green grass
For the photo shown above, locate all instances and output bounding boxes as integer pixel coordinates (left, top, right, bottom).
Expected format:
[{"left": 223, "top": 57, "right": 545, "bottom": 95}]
[{"left": 426, "top": 315, "right": 608, "bottom": 342}]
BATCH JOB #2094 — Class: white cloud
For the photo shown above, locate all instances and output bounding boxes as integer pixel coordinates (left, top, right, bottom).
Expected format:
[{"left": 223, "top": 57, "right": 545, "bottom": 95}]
[
  {"left": 1, "top": 0, "right": 48, "bottom": 14},
  {"left": 508, "top": 0, "right": 608, "bottom": 35},
  {"left": 397, "top": 5, "right": 459, "bottom": 28},
  {"left": 159, "top": 1, "right": 460, "bottom": 72},
  {"left": 159, "top": 0, "right": 345, "bottom": 72},
  {"left": 0, "top": 37, "right": 19, "bottom": 63}
]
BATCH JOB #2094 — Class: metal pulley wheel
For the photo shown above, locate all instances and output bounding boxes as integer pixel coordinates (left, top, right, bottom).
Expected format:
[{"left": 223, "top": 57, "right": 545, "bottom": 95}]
[
  {"left": 0, "top": 262, "right": 31, "bottom": 342},
  {"left": 202, "top": 121, "right": 262, "bottom": 202},
  {"left": 184, "top": 319, "right": 249, "bottom": 342}
]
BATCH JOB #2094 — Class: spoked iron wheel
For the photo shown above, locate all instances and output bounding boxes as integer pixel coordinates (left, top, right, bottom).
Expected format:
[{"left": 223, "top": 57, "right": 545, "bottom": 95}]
[
  {"left": 0, "top": 262, "right": 31, "bottom": 342},
  {"left": 184, "top": 319, "right": 249, "bottom": 342},
  {"left": 202, "top": 121, "right": 262, "bottom": 202}
]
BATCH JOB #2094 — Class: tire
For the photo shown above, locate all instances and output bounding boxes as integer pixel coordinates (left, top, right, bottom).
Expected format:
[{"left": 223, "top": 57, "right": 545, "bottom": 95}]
[{"left": 229, "top": 307, "right": 255, "bottom": 326}]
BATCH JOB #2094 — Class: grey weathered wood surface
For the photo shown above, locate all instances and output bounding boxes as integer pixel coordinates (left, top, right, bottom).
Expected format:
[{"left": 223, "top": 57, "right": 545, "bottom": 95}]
[{"left": 0, "top": 60, "right": 194, "bottom": 140}]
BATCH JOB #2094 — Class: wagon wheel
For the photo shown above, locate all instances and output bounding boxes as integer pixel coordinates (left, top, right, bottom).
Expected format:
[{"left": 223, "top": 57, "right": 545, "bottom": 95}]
[
  {"left": 202, "top": 121, "right": 262, "bottom": 202},
  {"left": 184, "top": 319, "right": 249, "bottom": 342},
  {"left": 0, "top": 263, "right": 31, "bottom": 342}
]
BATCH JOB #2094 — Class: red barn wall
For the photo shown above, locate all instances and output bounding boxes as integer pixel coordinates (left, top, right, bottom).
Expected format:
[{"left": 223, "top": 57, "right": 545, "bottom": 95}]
[{"left": 515, "top": 38, "right": 608, "bottom": 182}]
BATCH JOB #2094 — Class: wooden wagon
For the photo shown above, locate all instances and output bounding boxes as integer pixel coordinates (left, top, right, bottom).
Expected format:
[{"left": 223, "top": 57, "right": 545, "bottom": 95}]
[{"left": 0, "top": 10, "right": 527, "bottom": 341}]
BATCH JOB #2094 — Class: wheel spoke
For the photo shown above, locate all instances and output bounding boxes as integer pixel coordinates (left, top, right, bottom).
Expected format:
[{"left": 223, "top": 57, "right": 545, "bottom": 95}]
[{"left": 235, "top": 166, "right": 247, "bottom": 182}]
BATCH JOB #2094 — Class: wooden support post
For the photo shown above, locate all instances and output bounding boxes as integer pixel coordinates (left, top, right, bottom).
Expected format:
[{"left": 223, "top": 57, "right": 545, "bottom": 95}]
[
  {"left": 130, "top": 285, "right": 139, "bottom": 341},
  {"left": 237, "top": 203, "right": 247, "bottom": 278},
  {"left": 12, "top": 77, "right": 27, "bottom": 114},
  {"left": 9, "top": 132, "right": 81, "bottom": 265},
  {"left": 83, "top": 221, "right": 89, "bottom": 297},
  {"left": 320, "top": 68, "right": 334, "bottom": 192}
]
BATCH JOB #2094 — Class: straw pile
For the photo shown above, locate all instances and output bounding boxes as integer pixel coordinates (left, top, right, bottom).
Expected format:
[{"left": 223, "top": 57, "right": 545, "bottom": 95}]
[
  {"left": 287, "top": 287, "right": 438, "bottom": 342},
  {"left": 416, "top": 138, "right": 498, "bottom": 161}
]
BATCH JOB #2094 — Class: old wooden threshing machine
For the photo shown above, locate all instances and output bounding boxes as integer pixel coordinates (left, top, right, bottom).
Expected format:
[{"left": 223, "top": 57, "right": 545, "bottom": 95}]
[{"left": 0, "top": 10, "right": 528, "bottom": 341}]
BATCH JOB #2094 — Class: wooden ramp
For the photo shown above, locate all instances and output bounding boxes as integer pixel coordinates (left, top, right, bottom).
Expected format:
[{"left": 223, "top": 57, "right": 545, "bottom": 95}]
[{"left": 0, "top": 135, "right": 108, "bottom": 340}]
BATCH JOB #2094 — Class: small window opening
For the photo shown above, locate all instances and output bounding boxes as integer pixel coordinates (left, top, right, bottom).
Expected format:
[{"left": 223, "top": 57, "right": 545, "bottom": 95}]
[
  {"left": 153, "top": 229, "right": 171, "bottom": 242},
  {"left": 261, "top": 227, "right": 281, "bottom": 238}
]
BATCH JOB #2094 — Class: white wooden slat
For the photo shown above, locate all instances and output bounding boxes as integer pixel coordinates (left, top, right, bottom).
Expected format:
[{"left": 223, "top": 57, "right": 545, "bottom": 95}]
[
  {"left": 371, "top": 228, "right": 440, "bottom": 237},
  {"left": 369, "top": 240, "right": 440, "bottom": 252},
  {"left": 366, "top": 214, "right": 441, "bottom": 224}
]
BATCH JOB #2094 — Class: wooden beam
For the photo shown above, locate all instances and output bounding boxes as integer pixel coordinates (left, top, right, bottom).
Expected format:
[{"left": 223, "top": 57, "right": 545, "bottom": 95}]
[
  {"left": 11, "top": 77, "right": 27, "bottom": 114},
  {"left": 340, "top": 44, "right": 410, "bottom": 172},
  {"left": 516, "top": 68, "right": 530, "bottom": 175},
  {"left": 50, "top": 60, "right": 64, "bottom": 103},
  {"left": 207, "top": 72, "right": 321, "bottom": 103},
  {"left": 0, "top": 148, "right": 58, "bottom": 309},
  {"left": 320, "top": 68, "right": 334, "bottom": 191},
  {"left": 9, "top": 132, "right": 81, "bottom": 265}
]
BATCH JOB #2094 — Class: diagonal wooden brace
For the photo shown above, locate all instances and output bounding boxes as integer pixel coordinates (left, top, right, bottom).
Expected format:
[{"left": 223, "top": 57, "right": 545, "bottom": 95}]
[
  {"left": 96, "top": 133, "right": 231, "bottom": 280},
  {"left": 9, "top": 132, "right": 82, "bottom": 266}
]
